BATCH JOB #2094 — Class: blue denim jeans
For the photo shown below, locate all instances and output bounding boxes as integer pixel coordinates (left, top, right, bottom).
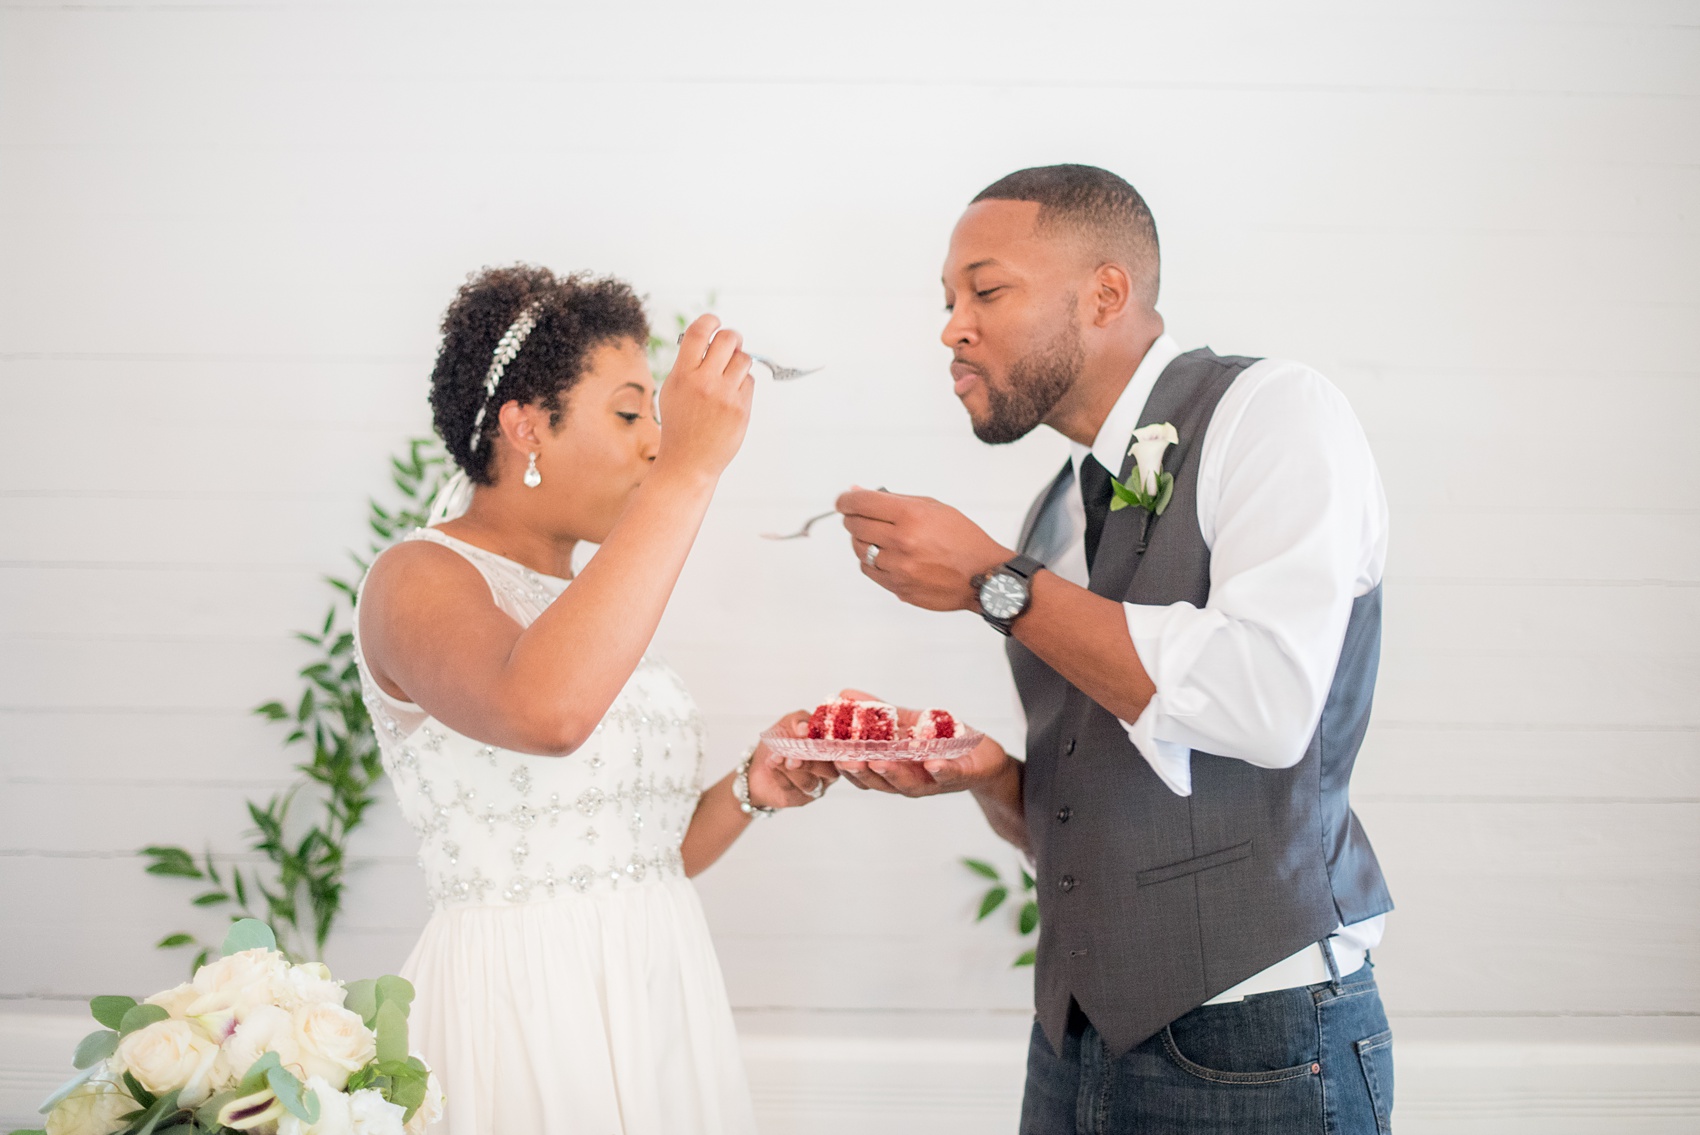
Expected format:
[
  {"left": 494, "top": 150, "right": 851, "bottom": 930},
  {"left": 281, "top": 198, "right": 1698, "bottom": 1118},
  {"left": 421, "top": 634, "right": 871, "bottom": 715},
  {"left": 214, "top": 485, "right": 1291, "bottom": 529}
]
[{"left": 1020, "top": 960, "right": 1393, "bottom": 1134}]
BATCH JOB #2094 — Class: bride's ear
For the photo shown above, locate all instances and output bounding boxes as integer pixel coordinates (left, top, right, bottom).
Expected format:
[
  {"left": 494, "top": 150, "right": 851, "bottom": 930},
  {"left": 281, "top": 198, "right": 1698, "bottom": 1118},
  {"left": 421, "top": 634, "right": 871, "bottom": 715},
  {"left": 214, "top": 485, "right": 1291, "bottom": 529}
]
[{"left": 496, "top": 400, "right": 549, "bottom": 453}]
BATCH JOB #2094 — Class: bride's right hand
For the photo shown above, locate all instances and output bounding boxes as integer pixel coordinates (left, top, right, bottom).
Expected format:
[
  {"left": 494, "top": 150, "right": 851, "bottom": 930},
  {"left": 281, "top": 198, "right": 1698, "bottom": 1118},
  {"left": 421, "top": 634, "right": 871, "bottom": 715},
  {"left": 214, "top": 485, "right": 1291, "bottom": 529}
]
[{"left": 654, "top": 314, "right": 755, "bottom": 480}]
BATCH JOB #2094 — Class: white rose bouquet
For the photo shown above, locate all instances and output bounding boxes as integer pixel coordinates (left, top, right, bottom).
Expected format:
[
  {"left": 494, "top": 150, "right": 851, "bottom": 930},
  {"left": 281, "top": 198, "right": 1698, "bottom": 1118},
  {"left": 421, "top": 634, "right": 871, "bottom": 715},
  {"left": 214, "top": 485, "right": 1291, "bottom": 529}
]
[{"left": 11, "top": 922, "right": 443, "bottom": 1135}]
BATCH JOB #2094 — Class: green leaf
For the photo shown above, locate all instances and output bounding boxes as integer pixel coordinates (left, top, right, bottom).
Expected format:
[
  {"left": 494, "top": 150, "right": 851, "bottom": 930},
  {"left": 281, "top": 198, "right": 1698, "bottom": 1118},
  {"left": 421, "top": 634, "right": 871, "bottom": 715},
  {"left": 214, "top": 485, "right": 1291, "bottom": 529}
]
[
  {"left": 238, "top": 1051, "right": 282, "bottom": 1097},
  {"left": 191, "top": 892, "right": 229, "bottom": 907},
  {"left": 72, "top": 1029, "right": 118, "bottom": 1069},
  {"left": 36, "top": 1063, "right": 100, "bottom": 1114},
  {"left": 1018, "top": 901, "right": 1040, "bottom": 936},
  {"left": 373, "top": 999, "right": 409, "bottom": 1065},
  {"left": 343, "top": 978, "right": 378, "bottom": 1025},
  {"left": 222, "top": 918, "right": 277, "bottom": 955},
  {"left": 1020, "top": 868, "right": 1035, "bottom": 891},
  {"left": 194, "top": 1090, "right": 241, "bottom": 1129},
  {"left": 375, "top": 974, "right": 415, "bottom": 1011},
  {"left": 123, "top": 1071, "right": 157, "bottom": 1109},
  {"left": 1014, "top": 948, "right": 1037, "bottom": 968},
  {"left": 89, "top": 996, "right": 137, "bottom": 1030},
  {"left": 190, "top": 949, "right": 211, "bottom": 975},
  {"left": 141, "top": 847, "right": 203, "bottom": 879},
  {"left": 976, "top": 886, "right": 1009, "bottom": 921},
  {"left": 1152, "top": 471, "right": 1175, "bottom": 516},
  {"left": 962, "top": 858, "right": 1001, "bottom": 881},
  {"left": 10, "top": 1128, "right": 47, "bottom": 1134},
  {"left": 131, "top": 1089, "right": 179, "bottom": 1135},
  {"left": 266, "top": 1064, "right": 317, "bottom": 1123},
  {"left": 118, "top": 1004, "right": 169, "bottom": 1037},
  {"left": 155, "top": 933, "right": 194, "bottom": 949},
  {"left": 254, "top": 701, "right": 289, "bottom": 721}
]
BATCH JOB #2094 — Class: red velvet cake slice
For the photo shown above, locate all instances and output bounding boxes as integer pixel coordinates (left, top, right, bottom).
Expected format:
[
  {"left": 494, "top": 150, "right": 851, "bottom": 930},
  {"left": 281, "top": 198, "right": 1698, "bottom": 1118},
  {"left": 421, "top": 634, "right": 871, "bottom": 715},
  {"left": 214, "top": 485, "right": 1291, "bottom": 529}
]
[
  {"left": 910, "top": 708, "right": 957, "bottom": 740},
  {"left": 807, "top": 698, "right": 899, "bottom": 740}
]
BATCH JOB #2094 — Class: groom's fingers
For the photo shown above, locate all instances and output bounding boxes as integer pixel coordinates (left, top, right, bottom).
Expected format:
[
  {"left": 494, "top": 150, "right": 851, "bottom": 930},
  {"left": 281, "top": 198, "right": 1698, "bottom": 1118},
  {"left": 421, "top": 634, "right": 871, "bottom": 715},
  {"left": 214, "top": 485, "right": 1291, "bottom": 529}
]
[
  {"left": 842, "top": 514, "right": 899, "bottom": 547},
  {"left": 836, "top": 488, "right": 908, "bottom": 522}
]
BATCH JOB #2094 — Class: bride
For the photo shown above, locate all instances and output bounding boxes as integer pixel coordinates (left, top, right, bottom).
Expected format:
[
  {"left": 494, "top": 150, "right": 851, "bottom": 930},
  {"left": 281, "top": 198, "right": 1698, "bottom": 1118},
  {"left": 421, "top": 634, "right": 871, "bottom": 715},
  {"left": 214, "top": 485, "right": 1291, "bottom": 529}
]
[{"left": 352, "top": 265, "right": 835, "bottom": 1134}]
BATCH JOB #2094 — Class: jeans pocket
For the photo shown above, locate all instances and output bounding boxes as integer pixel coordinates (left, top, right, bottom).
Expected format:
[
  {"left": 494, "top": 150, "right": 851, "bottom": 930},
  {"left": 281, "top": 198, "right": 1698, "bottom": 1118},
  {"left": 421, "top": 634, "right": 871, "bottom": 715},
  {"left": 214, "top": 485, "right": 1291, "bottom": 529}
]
[
  {"left": 1355, "top": 1028, "right": 1394, "bottom": 1133},
  {"left": 1159, "top": 1025, "right": 1320, "bottom": 1086}
]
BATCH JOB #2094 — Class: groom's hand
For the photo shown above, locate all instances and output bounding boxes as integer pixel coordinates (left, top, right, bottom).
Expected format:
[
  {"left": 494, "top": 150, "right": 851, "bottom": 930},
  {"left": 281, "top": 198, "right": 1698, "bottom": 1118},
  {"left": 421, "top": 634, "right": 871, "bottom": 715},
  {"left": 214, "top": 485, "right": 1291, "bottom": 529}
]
[
  {"left": 837, "top": 731, "right": 1013, "bottom": 797},
  {"left": 836, "top": 489, "right": 1011, "bottom": 612}
]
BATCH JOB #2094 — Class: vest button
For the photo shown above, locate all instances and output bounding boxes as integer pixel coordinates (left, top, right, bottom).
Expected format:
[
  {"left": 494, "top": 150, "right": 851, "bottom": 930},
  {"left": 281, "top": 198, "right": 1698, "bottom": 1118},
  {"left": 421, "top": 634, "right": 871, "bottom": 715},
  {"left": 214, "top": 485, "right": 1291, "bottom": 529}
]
[
  {"left": 1065, "top": 738, "right": 1076, "bottom": 755},
  {"left": 1057, "top": 806, "right": 1072, "bottom": 823},
  {"left": 1059, "top": 875, "right": 1077, "bottom": 893}
]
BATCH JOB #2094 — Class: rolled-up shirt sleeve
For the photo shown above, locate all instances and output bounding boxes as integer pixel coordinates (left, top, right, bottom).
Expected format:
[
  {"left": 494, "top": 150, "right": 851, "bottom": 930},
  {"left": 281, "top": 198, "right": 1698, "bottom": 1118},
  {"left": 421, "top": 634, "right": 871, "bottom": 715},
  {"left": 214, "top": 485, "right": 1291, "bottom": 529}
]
[{"left": 1119, "top": 360, "right": 1388, "bottom": 796}]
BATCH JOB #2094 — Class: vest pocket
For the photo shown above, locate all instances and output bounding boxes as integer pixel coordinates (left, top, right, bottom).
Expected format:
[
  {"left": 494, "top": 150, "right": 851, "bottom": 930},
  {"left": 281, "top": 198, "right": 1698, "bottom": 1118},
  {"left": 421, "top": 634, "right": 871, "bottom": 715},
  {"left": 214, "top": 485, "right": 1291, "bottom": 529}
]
[
  {"left": 1355, "top": 1027, "right": 1394, "bottom": 1133},
  {"left": 1136, "top": 840, "right": 1253, "bottom": 886}
]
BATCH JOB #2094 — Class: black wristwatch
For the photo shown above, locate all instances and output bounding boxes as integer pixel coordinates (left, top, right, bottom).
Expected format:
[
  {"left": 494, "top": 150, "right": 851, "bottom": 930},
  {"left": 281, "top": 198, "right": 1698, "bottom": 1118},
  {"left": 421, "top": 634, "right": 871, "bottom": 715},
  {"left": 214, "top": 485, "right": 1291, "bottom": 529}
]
[{"left": 972, "top": 554, "right": 1044, "bottom": 636}]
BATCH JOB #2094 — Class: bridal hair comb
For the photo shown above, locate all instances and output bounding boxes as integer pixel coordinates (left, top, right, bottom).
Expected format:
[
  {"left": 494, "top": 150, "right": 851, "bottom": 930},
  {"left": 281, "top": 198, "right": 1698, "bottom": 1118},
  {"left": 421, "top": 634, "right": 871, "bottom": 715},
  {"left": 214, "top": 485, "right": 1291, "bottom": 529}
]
[{"left": 469, "top": 299, "right": 546, "bottom": 452}]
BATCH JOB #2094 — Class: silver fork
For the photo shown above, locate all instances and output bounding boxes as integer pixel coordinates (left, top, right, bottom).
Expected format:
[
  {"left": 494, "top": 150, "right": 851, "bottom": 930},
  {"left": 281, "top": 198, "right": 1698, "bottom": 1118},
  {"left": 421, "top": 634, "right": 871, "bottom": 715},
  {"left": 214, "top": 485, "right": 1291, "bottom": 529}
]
[
  {"left": 762, "top": 486, "right": 888, "bottom": 541},
  {"left": 761, "top": 509, "right": 837, "bottom": 541},
  {"left": 674, "top": 333, "right": 820, "bottom": 381}
]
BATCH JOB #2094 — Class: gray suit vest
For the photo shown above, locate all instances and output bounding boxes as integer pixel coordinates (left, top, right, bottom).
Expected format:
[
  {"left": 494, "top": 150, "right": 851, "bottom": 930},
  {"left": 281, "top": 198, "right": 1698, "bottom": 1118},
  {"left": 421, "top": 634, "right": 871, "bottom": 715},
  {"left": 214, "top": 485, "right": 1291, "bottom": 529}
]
[{"left": 1009, "top": 347, "right": 1394, "bottom": 1056}]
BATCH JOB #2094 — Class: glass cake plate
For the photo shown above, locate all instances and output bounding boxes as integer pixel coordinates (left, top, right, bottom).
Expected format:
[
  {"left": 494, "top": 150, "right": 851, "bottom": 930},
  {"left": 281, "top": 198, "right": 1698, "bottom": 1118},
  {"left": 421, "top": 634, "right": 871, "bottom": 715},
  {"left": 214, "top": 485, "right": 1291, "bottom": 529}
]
[{"left": 760, "top": 724, "right": 984, "bottom": 763}]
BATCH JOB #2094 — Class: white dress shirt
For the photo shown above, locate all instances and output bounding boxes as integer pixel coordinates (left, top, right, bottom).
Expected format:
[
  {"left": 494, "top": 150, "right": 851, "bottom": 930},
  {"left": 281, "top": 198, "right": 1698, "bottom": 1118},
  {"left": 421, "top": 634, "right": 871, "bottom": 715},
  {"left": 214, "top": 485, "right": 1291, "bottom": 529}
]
[{"left": 1022, "top": 334, "right": 1387, "bottom": 998}]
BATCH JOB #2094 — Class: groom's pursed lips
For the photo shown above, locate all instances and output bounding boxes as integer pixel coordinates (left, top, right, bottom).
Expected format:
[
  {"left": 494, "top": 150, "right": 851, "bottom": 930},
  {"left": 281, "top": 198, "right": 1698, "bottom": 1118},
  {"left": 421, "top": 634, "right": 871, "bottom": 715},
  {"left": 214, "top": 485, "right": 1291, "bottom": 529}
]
[{"left": 951, "top": 358, "right": 984, "bottom": 396}]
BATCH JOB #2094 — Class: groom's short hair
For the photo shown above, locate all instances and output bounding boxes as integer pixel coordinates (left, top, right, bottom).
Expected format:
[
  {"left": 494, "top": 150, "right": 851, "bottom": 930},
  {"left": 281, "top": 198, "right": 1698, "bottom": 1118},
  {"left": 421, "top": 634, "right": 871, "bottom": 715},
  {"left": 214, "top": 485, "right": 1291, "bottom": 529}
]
[{"left": 972, "top": 164, "right": 1160, "bottom": 306}]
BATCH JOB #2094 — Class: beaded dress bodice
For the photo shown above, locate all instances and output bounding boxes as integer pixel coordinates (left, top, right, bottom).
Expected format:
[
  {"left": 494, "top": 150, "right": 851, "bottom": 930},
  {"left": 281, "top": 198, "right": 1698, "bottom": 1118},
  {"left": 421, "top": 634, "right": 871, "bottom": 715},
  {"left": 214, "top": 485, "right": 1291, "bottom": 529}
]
[{"left": 353, "top": 528, "right": 706, "bottom": 912}]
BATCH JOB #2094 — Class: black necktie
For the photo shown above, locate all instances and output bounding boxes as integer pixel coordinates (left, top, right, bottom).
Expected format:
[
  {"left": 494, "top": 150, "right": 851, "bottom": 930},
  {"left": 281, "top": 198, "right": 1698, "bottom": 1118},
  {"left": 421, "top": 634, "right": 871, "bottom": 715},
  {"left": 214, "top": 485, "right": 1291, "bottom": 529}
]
[{"left": 1079, "top": 454, "right": 1114, "bottom": 572}]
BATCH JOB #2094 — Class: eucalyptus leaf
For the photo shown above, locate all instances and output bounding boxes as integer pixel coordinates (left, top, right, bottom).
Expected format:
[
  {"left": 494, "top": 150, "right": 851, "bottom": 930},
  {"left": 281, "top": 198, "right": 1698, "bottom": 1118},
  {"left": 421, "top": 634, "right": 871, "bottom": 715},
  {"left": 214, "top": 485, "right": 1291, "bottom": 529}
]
[
  {"left": 962, "top": 858, "right": 1001, "bottom": 881},
  {"left": 265, "top": 1064, "right": 314, "bottom": 1122},
  {"left": 118, "top": 1004, "right": 169, "bottom": 1037},
  {"left": 373, "top": 1000, "right": 409, "bottom": 1066},
  {"left": 221, "top": 919, "right": 277, "bottom": 956},
  {"left": 238, "top": 1051, "right": 283, "bottom": 1097},
  {"left": 36, "top": 1063, "right": 100, "bottom": 1114},
  {"left": 977, "top": 886, "right": 1009, "bottom": 921},
  {"left": 343, "top": 978, "right": 378, "bottom": 1025},
  {"left": 155, "top": 933, "right": 194, "bottom": 949},
  {"left": 375, "top": 974, "right": 415, "bottom": 1011},
  {"left": 89, "top": 996, "right": 137, "bottom": 1030},
  {"left": 1014, "top": 949, "right": 1037, "bottom": 968},
  {"left": 72, "top": 1029, "right": 119, "bottom": 1070}
]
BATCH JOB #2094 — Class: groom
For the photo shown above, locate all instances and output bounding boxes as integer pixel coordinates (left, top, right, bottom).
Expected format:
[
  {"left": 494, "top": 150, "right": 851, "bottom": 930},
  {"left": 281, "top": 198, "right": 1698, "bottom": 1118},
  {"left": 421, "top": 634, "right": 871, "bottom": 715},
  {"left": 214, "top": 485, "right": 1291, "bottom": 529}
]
[{"left": 835, "top": 165, "right": 1395, "bottom": 1133}]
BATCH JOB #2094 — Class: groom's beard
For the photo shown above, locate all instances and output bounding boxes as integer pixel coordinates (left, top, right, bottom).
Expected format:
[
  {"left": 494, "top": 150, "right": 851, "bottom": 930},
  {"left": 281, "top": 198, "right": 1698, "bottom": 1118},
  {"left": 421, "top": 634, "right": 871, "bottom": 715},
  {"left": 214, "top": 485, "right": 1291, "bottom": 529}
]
[{"left": 970, "top": 313, "right": 1085, "bottom": 446}]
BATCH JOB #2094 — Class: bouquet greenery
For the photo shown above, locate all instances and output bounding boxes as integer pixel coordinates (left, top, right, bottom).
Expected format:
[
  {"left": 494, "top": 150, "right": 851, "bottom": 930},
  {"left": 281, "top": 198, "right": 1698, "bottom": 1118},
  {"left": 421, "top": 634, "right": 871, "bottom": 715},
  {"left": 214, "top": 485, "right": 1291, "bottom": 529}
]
[{"left": 13, "top": 921, "right": 441, "bottom": 1135}]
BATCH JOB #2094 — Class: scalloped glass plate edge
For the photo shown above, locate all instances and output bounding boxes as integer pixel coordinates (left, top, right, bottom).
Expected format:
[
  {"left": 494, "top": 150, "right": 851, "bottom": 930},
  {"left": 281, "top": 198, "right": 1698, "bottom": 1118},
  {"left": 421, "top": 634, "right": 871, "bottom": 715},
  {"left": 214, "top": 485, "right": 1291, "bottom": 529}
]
[{"left": 760, "top": 725, "right": 984, "bottom": 762}]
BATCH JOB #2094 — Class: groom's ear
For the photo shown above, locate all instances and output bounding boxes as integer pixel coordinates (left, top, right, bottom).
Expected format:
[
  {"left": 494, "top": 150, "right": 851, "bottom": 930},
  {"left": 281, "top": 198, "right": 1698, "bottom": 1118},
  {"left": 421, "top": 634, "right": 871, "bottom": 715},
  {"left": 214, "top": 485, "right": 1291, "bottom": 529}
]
[{"left": 1087, "top": 262, "right": 1137, "bottom": 328}]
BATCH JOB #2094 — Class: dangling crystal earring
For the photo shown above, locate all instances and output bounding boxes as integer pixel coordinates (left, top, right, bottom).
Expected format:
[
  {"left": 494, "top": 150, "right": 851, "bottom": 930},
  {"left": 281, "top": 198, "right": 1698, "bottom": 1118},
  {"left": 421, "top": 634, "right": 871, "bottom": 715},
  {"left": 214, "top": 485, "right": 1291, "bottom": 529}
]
[{"left": 523, "top": 452, "right": 542, "bottom": 488}]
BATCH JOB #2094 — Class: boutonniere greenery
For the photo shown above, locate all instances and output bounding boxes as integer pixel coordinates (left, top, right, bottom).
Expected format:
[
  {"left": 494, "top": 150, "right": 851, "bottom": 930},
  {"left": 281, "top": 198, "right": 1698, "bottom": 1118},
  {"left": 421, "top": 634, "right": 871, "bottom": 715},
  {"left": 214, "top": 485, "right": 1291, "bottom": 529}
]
[{"left": 1110, "top": 422, "right": 1179, "bottom": 516}]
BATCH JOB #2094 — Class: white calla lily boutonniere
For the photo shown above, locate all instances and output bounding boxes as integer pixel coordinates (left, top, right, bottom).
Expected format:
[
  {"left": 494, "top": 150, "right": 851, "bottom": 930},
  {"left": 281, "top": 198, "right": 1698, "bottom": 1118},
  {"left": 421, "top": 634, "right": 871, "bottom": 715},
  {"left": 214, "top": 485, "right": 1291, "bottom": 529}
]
[{"left": 1110, "top": 422, "right": 1179, "bottom": 516}]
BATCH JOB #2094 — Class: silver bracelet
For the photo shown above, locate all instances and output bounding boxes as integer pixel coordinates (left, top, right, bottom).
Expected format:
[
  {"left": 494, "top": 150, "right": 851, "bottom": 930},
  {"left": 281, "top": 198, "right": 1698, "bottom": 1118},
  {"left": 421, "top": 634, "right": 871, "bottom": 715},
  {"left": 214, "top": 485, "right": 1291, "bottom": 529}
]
[{"left": 734, "top": 744, "right": 777, "bottom": 819}]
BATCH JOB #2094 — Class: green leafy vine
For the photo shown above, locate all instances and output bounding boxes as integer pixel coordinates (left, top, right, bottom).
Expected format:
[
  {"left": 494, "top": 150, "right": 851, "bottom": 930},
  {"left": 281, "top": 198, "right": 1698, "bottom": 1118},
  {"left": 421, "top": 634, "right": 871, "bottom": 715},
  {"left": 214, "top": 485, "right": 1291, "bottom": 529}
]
[
  {"left": 142, "top": 439, "right": 451, "bottom": 967},
  {"left": 964, "top": 857, "right": 1039, "bottom": 967}
]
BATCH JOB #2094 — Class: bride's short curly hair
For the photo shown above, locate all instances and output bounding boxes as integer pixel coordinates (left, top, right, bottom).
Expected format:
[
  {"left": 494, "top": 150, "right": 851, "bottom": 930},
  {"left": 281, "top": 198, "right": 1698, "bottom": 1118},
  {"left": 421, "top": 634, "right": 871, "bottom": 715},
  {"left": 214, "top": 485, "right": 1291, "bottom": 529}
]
[{"left": 430, "top": 264, "right": 650, "bottom": 484}]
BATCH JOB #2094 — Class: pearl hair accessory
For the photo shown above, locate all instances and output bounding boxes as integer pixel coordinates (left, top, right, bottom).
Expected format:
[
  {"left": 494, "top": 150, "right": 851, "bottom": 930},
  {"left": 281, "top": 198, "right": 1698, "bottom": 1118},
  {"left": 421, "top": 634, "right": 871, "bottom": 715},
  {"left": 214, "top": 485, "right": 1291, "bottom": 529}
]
[{"left": 469, "top": 299, "right": 546, "bottom": 453}]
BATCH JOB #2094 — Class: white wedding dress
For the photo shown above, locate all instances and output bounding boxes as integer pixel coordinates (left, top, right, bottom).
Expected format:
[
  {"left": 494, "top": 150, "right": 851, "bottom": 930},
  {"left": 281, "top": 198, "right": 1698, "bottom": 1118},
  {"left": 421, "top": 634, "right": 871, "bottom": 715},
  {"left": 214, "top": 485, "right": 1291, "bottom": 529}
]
[{"left": 352, "top": 528, "right": 757, "bottom": 1135}]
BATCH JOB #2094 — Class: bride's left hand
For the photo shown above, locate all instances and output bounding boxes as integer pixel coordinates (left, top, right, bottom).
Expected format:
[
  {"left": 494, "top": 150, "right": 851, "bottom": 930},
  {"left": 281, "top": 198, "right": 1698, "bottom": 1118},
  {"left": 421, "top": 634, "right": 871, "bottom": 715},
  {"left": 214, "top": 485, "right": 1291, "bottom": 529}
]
[{"left": 747, "top": 711, "right": 839, "bottom": 809}]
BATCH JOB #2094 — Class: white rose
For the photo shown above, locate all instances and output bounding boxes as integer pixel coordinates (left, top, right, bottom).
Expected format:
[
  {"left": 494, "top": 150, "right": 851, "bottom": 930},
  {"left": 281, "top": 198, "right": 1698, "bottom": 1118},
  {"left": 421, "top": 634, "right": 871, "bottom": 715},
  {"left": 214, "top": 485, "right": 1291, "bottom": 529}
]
[
  {"left": 44, "top": 1072, "right": 131, "bottom": 1135},
  {"left": 1126, "top": 422, "right": 1179, "bottom": 496},
  {"left": 219, "top": 1003, "right": 302, "bottom": 1085},
  {"left": 277, "top": 1076, "right": 353, "bottom": 1135},
  {"left": 348, "top": 1089, "right": 406, "bottom": 1135},
  {"left": 283, "top": 963, "right": 346, "bottom": 1011},
  {"left": 402, "top": 1068, "right": 444, "bottom": 1135},
  {"left": 292, "top": 1003, "right": 377, "bottom": 1091},
  {"left": 145, "top": 982, "right": 199, "bottom": 1020},
  {"left": 188, "top": 948, "right": 291, "bottom": 1040},
  {"left": 115, "top": 1019, "right": 221, "bottom": 1106}
]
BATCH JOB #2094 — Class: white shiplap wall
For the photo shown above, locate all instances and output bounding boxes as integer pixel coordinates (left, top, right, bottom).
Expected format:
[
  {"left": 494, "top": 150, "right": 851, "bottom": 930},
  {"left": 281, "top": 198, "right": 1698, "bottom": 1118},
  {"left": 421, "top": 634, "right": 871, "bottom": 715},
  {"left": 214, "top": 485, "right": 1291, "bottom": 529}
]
[{"left": 2, "top": 1, "right": 1696, "bottom": 1129}]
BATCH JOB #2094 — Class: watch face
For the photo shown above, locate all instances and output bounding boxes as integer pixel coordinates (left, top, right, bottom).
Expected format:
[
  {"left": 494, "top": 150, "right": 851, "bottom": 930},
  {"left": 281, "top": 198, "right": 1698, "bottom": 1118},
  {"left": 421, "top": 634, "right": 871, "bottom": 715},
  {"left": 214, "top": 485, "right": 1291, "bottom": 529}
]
[{"left": 981, "top": 572, "right": 1028, "bottom": 620}]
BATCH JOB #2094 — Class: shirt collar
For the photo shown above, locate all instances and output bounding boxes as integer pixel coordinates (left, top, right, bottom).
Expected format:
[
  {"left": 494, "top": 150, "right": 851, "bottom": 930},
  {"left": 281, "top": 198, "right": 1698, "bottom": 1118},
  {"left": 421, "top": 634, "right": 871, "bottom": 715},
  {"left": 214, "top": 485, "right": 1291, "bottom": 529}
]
[{"left": 1068, "top": 333, "right": 1182, "bottom": 475}]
